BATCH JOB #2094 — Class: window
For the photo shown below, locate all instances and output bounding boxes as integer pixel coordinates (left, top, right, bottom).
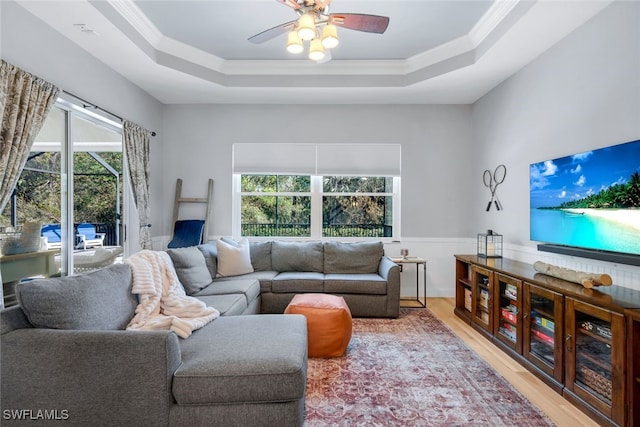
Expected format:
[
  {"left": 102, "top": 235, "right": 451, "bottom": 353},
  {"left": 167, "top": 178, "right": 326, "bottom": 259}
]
[
  {"left": 241, "top": 175, "right": 311, "bottom": 237},
  {"left": 233, "top": 143, "right": 401, "bottom": 240},
  {"left": 323, "top": 176, "right": 394, "bottom": 238}
]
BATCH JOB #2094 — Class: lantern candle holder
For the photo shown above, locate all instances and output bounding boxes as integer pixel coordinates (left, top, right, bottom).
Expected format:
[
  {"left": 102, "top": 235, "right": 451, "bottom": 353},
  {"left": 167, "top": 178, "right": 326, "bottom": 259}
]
[{"left": 477, "top": 231, "right": 503, "bottom": 258}]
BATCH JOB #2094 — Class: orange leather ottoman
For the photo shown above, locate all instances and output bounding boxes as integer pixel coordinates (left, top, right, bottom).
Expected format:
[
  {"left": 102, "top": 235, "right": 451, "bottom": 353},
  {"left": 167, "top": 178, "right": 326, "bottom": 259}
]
[{"left": 284, "top": 293, "right": 353, "bottom": 358}]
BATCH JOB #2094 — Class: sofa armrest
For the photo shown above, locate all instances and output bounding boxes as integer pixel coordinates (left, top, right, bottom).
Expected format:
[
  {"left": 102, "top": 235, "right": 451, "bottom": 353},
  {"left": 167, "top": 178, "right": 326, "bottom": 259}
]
[
  {"left": 379, "top": 256, "right": 401, "bottom": 317},
  {"left": 1, "top": 329, "right": 181, "bottom": 425}
]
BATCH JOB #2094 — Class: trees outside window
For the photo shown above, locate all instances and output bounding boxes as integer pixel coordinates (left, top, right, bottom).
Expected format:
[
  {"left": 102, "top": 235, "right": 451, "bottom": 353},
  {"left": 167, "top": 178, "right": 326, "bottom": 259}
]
[{"left": 239, "top": 175, "right": 397, "bottom": 239}]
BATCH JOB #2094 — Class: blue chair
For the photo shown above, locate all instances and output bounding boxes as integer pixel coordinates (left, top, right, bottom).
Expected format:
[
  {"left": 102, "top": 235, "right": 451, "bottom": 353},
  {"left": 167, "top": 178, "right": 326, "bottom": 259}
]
[
  {"left": 167, "top": 220, "right": 205, "bottom": 248},
  {"left": 41, "top": 224, "right": 62, "bottom": 249},
  {"left": 75, "top": 223, "right": 105, "bottom": 249}
]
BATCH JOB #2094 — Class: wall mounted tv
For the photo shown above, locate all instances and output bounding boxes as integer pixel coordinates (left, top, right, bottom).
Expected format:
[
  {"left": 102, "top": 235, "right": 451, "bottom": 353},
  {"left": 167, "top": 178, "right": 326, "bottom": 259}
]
[{"left": 530, "top": 138, "right": 640, "bottom": 266}]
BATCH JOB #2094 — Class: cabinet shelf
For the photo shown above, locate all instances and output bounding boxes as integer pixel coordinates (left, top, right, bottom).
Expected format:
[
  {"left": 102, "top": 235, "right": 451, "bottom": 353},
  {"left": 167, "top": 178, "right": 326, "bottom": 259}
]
[
  {"left": 531, "top": 306, "right": 554, "bottom": 320},
  {"left": 454, "top": 255, "right": 640, "bottom": 427},
  {"left": 459, "top": 278, "right": 472, "bottom": 288}
]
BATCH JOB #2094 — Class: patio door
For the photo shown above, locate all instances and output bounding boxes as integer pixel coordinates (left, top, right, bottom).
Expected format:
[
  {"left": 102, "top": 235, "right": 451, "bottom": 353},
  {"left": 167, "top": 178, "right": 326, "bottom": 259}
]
[{"left": 1, "top": 96, "right": 125, "bottom": 289}]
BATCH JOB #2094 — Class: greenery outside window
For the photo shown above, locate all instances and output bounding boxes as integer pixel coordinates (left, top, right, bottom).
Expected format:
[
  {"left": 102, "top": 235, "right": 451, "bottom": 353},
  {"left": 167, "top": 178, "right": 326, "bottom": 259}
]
[
  {"left": 323, "top": 176, "right": 393, "bottom": 238},
  {"left": 237, "top": 175, "right": 398, "bottom": 239},
  {"left": 240, "top": 175, "right": 311, "bottom": 237}
]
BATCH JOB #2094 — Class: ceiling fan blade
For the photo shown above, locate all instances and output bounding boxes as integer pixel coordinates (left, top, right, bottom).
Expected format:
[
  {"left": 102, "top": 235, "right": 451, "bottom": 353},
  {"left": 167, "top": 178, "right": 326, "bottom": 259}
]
[
  {"left": 248, "top": 20, "right": 297, "bottom": 44},
  {"left": 276, "top": 0, "right": 301, "bottom": 10},
  {"left": 330, "top": 13, "right": 390, "bottom": 34}
]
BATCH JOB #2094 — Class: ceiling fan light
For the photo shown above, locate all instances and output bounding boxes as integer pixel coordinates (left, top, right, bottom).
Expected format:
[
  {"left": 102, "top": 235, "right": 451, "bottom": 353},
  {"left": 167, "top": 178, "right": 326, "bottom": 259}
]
[
  {"left": 309, "top": 38, "right": 325, "bottom": 61},
  {"left": 321, "top": 24, "right": 339, "bottom": 49},
  {"left": 286, "top": 30, "right": 303, "bottom": 54},
  {"left": 297, "top": 13, "right": 316, "bottom": 41}
]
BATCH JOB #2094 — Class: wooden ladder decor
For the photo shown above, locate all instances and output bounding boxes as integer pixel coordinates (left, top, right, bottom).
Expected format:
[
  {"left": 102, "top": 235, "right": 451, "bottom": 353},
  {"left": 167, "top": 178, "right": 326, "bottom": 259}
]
[{"left": 171, "top": 178, "right": 214, "bottom": 243}]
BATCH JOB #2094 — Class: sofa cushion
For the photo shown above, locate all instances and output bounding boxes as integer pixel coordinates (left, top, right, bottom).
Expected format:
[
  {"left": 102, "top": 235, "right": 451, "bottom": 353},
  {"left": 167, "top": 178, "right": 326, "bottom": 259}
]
[
  {"left": 214, "top": 271, "right": 278, "bottom": 293},
  {"left": 249, "top": 241, "right": 272, "bottom": 271},
  {"left": 197, "top": 242, "right": 218, "bottom": 279},
  {"left": 271, "top": 241, "right": 323, "bottom": 273},
  {"left": 15, "top": 263, "right": 137, "bottom": 330},
  {"left": 197, "top": 294, "right": 248, "bottom": 316},
  {"left": 323, "top": 273, "right": 388, "bottom": 295},
  {"left": 272, "top": 272, "right": 324, "bottom": 293},
  {"left": 166, "top": 246, "right": 212, "bottom": 295},
  {"left": 173, "top": 314, "right": 307, "bottom": 405},
  {"left": 216, "top": 238, "right": 254, "bottom": 277},
  {"left": 323, "top": 241, "right": 383, "bottom": 274},
  {"left": 193, "top": 279, "right": 260, "bottom": 307}
]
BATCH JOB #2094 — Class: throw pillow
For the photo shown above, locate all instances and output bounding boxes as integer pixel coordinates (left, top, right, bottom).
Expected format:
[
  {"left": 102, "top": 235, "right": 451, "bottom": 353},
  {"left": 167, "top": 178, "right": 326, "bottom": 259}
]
[
  {"left": 16, "top": 263, "right": 138, "bottom": 330},
  {"left": 166, "top": 246, "right": 213, "bottom": 295},
  {"left": 216, "top": 238, "right": 254, "bottom": 277},
  {"left": 197, "top": 242, "right": 218, "bottom": 279},
  {"left": 250, "top": 241, "right": 272, "bottom": 271}
]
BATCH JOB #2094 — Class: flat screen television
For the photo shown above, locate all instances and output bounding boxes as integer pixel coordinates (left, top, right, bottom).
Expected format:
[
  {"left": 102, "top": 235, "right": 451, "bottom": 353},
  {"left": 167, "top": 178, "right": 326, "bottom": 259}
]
[{"left": 529, "top": 138, "right": 640, "bottom": 266}]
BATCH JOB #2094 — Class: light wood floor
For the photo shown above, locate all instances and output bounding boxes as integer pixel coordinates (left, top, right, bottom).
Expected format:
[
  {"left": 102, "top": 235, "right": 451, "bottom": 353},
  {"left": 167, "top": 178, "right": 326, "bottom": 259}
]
[{"left": 423, "top": 298, "right": 599, "bottom": 427}]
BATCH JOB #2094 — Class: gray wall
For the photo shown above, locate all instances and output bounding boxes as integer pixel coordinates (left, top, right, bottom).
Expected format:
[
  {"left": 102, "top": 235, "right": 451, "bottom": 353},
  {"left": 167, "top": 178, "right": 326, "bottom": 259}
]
[
  {"left": 0, "top": 1, "right": 161, "bottom": 138},
  {"left": 472, "top": 0, "right": 640, "bottom": 288},
  {"left": 159, "top": 104, "right": 473, "bottom": 239}
]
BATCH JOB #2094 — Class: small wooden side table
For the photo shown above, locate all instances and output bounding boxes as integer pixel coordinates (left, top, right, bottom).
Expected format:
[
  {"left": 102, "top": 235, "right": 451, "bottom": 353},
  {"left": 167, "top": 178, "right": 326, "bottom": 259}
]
[{"left": 389, "top": 256, "right": 427, "bottom": 308}]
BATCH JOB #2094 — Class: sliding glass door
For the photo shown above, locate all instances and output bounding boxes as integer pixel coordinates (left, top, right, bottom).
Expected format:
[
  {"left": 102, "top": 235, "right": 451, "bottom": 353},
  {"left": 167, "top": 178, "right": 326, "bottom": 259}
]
[{"left": 1, "top": 97, "right": 125, "bottom": 305}]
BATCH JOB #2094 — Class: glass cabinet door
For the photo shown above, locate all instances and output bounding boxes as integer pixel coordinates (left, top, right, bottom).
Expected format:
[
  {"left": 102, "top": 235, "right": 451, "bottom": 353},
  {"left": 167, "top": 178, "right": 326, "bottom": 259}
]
[
  {"left": 565, "top": 298, "right": 625, "bottom": 425},
  {"left": 523, "top": 282, "right": 563, "bottom": 383},
  {"left": 494, "top": 273, "right": 522, "bottom": 352},
  {"left": 472, "top": 266, "right": 493, "bottom": 334}
]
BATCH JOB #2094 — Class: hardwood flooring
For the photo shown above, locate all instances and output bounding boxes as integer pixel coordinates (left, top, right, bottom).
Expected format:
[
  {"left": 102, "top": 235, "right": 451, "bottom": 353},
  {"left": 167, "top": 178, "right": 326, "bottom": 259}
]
[{"left": 425, "top": 297, "right": 599, "bottom": 427}]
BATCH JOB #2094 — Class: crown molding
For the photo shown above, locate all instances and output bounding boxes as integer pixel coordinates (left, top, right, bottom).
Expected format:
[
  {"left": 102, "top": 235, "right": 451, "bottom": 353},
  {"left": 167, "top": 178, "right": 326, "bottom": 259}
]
[{"left": 92, "top": 0, "right": 522, "bottom": 86}]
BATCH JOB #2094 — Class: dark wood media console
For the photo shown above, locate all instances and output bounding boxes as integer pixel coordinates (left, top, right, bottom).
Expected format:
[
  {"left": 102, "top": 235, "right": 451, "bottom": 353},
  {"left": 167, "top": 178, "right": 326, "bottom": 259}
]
[{"left": 454, "top": 254, "right": 640, "bottom": 427}]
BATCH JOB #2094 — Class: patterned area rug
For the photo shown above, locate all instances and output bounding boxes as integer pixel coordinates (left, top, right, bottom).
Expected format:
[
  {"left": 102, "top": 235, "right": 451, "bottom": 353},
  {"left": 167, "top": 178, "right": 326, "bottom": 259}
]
[{"left": 304, "top": 308, "right": 555, "bottom": 426}]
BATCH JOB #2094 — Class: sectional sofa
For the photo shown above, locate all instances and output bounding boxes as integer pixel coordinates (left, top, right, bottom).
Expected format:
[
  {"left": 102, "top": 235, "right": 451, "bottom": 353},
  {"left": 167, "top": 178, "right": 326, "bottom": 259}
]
[
  {"left": 204, "top": 240, "right": 402, "bottom": 318},
  {"left": 0, "top": 240, "right": 400, "bottom": 426}
]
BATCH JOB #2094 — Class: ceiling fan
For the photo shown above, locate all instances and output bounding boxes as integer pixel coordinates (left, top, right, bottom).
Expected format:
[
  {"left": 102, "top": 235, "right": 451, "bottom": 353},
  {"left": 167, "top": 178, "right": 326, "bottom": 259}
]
[{"left": 248, "top": 0, "right": 390, "bottom": 61}]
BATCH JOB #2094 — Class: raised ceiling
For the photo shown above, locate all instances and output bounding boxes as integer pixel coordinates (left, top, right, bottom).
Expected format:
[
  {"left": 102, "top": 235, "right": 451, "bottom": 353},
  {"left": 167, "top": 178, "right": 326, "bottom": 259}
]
[{"left": 13, "top": 0, "right": 613, "bottom": 104}]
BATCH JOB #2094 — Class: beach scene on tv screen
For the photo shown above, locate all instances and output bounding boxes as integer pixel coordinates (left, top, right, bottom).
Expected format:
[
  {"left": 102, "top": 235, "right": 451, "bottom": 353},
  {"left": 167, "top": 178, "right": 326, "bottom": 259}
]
[{"left": 530, "top": 139, "right": 640, "bottom": 256}]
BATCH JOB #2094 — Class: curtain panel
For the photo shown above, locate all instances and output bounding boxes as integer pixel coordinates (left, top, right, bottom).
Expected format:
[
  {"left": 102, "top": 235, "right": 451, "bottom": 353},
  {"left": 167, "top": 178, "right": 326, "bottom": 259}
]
[
  {"left": 123, "top": 120, "right": 152, "bottom": 250},
  {"left": 0, "top": 60, "right": 60, "bottom": 212}
]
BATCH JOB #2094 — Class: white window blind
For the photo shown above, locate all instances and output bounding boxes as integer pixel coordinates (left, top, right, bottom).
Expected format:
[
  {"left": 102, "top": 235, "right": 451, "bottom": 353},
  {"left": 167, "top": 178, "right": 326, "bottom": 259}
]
[
  {"left": 316, "top": 144, "right": 401, "bottom": 176},
  {"left": 233, "top": 143, "right": 316, "bottom": 175},
  {"left": 233, "top": 143, "right": 401, "bottom": 176}
]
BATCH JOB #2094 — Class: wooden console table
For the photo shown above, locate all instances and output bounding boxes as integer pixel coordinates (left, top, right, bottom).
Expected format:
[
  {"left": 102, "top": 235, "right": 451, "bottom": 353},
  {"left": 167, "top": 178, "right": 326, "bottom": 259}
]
[{"left": 1, "top": 249, "right": 59, "bottom": 307}]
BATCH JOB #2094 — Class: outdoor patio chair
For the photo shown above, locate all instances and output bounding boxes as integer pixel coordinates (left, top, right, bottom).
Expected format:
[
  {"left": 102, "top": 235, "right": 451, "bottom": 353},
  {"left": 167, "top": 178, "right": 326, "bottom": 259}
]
[
  {"left": 75, "top": 223, "right": 106, "bottom": 250},
  {"left": 41, "top": 224, "right": 62, "bottom": 250}
]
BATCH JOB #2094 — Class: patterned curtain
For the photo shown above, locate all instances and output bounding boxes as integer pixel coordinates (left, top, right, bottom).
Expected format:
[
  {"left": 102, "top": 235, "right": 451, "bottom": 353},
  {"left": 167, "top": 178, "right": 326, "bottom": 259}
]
[
  {"left": 0, "top": 60, "right": 60, "bottom": 212},
  {"left": 123, "top": 120, "right": 152, "bottom": 250}
]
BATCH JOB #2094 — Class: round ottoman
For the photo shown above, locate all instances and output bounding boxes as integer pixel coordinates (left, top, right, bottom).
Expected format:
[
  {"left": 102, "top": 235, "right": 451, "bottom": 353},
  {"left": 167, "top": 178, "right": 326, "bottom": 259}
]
[{"left": 284, "top": 293, "right": 353, "bottom": 358}]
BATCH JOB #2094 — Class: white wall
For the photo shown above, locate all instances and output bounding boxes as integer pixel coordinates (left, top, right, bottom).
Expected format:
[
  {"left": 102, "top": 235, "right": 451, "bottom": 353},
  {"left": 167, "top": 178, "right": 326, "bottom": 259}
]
[
  {"left": 472, "top": 0, "right": 640, "bottom": 289},
  {"left": 158, "top": 104, "right": 474, "bottom": 297}
]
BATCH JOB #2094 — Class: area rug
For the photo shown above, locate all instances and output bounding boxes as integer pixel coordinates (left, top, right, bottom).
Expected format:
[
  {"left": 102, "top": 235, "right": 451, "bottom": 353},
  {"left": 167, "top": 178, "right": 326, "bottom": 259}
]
[{"left": 304, "top": 308, "right": 555, "bottom": 426}]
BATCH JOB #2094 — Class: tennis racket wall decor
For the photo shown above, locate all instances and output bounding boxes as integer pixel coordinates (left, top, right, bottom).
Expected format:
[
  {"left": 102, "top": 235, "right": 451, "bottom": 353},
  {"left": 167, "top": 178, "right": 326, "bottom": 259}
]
[{"left": 483, "top": 164, "right": 506, "bottom": 211}]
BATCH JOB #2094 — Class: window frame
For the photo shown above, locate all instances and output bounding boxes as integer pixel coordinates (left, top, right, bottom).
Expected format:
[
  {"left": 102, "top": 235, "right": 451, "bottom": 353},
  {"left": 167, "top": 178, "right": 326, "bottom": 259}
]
[{"left": 232, "top": 174, "right": 400, "bottom": 241}]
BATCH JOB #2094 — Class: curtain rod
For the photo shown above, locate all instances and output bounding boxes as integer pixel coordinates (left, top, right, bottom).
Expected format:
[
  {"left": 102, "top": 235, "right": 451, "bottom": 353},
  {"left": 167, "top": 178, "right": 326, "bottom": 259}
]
[{"left": 62, "top": 90, "right": 157, "bottom": 137}]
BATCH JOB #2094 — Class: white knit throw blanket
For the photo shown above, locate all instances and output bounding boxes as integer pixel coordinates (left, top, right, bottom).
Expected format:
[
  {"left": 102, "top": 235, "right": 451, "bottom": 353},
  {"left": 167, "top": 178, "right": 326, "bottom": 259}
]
[{"left": 125, "top": 250, "right": 219, "bottom": 338}]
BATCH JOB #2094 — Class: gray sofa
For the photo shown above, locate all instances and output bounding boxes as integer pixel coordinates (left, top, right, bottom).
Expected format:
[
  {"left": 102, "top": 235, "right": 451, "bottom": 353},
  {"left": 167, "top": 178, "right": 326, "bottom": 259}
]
[
  {"left": 1, "top": 263, "right": 308, "bottom": 426},
  {"left": 205, "top": 240, "right": 401, "bottom": 318},
  {"left": 0, "top": 240, "right": 399, "bottom": 426}
]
